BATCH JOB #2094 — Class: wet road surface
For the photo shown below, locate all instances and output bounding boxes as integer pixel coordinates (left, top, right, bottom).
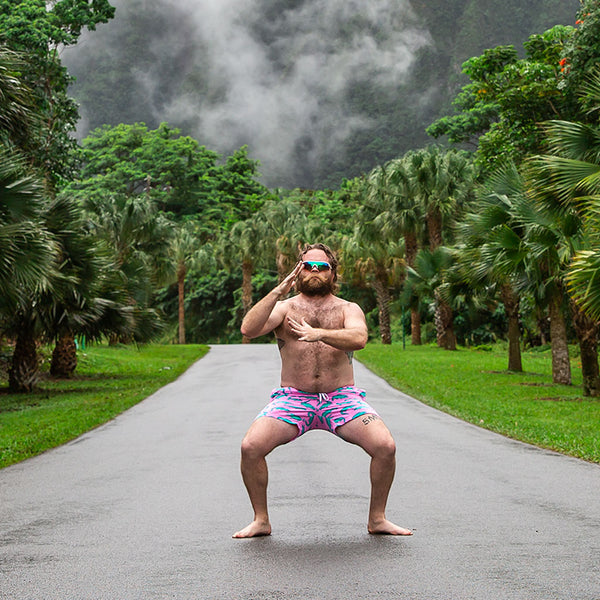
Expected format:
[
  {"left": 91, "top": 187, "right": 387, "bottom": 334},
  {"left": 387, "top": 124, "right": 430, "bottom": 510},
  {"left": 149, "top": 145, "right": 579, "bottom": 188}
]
[{"left": 0, "top": 344, "right": 599, "bottom": 599}]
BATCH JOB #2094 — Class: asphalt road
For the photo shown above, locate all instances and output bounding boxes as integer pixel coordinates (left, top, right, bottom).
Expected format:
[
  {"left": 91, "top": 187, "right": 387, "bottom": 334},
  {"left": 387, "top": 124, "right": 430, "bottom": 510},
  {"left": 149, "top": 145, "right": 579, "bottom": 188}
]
[{"left": 1, "top": 344, "right": 599, "bottom": 600}]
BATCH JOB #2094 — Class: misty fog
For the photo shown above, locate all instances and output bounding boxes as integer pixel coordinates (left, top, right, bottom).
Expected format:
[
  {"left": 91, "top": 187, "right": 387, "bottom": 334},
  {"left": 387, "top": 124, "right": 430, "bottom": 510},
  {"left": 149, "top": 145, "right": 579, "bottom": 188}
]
[
  {"left": 63, "top": 0, "right": 578, "bottom": 188},
  {"left": 63, "top": 0, "right": 432, "bottom": 188}
]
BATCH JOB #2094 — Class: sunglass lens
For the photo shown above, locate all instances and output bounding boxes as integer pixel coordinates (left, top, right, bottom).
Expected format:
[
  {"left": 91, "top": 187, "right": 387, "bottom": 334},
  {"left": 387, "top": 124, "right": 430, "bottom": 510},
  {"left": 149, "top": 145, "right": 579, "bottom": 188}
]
[{"left": 303, "top": 261, "right": 331, "bottom": 271}]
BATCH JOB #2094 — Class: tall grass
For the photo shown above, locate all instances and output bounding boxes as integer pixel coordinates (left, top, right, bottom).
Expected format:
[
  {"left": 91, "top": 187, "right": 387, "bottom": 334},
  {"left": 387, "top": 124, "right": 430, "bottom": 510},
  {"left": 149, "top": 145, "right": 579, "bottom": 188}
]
[{"left": 357, "top": 343, "right": 600, "bottom": 463}]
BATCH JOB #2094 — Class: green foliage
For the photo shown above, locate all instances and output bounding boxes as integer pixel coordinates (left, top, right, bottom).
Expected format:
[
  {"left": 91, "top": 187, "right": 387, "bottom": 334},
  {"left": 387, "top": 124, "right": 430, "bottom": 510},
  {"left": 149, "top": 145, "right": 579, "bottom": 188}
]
[
  {"left": 0, "top": 47, "right": 39, "bottom": 151},
  {"left": 560, "top": 0, "right": 600, "bottom": 114},
  {"left": 68, "top": 122, "right": 269, "bottom": 226},
  {"left": 63, "top": 0, "right": 578, "bottom": 189},
  {"left": 0, "top": 148, "right": 57, "bottom": 313},
  {"left": 427, "top": 26, "right": 578, "bottom": 173},
  {"left": 0, "top": 0, "right": 116, "bottom": 186},
  {"left": 184, "top": 270, "right": 243, "bottom": 343},
  {"left": 0, "top": 1, "right": 115, "bottom": 50}
]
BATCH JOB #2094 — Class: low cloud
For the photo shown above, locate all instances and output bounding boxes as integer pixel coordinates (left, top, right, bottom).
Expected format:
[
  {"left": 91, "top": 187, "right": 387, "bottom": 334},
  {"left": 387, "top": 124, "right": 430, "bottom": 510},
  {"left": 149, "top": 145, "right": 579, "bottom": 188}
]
[{"left": 66, "top": 0, "right": 432, "bottom": 187}]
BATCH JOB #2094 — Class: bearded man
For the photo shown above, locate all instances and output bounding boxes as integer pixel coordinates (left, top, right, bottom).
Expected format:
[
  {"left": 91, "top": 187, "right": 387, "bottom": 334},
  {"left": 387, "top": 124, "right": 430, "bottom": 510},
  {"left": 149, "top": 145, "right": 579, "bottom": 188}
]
[{"left": 233, "top": 243, "right": 412, "bottom": 538}]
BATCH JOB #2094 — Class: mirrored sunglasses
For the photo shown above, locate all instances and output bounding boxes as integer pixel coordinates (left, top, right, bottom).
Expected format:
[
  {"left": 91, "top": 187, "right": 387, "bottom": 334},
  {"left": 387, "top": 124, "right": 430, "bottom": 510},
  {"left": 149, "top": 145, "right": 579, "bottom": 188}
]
[{"left": 302, "top": 260, "right": 331, "bottom": 272}]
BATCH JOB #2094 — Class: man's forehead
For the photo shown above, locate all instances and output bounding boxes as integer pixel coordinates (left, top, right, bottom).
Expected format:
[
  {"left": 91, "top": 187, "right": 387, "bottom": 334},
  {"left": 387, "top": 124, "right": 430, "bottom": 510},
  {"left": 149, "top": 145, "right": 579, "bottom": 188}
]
[{"left": 303, "top": 250, "right": 329, "bottom": 262}]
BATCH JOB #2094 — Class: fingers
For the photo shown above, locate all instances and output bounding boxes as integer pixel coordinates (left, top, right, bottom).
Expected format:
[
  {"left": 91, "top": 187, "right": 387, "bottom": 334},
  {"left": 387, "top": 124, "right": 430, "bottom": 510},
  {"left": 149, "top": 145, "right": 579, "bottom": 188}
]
[
  {"left": 287, "top": 316, "right": 317, "bottom": 342},
  {"left": 281, "top": 262, "right": 303, "bottom": 291}
]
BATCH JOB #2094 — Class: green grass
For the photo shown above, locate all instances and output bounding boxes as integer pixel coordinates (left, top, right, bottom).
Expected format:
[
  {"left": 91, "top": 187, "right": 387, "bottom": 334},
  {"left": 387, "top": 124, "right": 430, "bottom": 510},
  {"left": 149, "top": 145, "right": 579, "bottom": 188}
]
[
  {"left": 357, "top": 343, "right": 600, "bottom": 463},
  {"left": 0, "top": 344, "right": 209, "bottom": 469}
]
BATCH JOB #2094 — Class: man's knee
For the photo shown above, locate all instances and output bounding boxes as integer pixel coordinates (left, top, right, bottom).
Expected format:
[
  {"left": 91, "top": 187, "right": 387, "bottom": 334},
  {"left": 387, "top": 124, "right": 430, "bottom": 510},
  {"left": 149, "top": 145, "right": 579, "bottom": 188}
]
[
  {"left": 240, "top": 434, "right": 268, "bottom": 461},
  {"left": 373, "top": 434, "right": 396, "bottom": 460}
]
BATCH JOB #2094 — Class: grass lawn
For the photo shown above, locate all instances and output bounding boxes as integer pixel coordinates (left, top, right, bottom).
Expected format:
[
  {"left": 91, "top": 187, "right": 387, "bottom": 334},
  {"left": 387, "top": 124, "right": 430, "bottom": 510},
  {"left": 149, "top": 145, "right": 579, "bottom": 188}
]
[
  {"left": 0, "top": 344, "right": 208, "bottom": 469},
  {"left": 357, "top": 343, "right": 600, "bottom": 463}
]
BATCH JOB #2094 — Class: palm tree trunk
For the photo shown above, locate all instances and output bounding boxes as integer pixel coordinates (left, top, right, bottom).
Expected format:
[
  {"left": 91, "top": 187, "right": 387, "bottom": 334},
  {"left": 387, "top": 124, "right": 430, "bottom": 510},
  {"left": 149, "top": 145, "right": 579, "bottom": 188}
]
[
  {"left": 50, "top": 331, "right": 77, "bottom": 378},
  {"left": 372, "top": 277, "right": 392, "bottom": 345},
  {"left": 501, "top": 284, "right": 522, "bottom": 372},
  {"left": 9, "top": 325, "right": 39, "bottom": 393},
  {"left": 410, "top": 304, "right": 421, "bottom": 345},
  {"left": 242, "top": 260, "right": 253, "bottom": 344},
  {"left": 405, "top": 232, "right": 421, "bottom": 345},
  {"left": 548, "top": 292, "right": 572, "bottom": 385},
  {"left": 434, "top": 290, "right": 456, "bottom": 350},
  {"left": 177, "top": 261, "right": 186, "bottom": 344},
  {"left": 570, "top": 300, "right": 600, "bottom": 396},
  {"left": 427, "top": 207, "right": 443, "bottom": 251}
]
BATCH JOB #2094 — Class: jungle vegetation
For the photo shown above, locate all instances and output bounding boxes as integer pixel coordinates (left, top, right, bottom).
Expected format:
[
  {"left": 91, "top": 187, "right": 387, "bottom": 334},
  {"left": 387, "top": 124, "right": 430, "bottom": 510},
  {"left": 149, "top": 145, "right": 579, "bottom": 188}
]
[{"left": 2, "top": 0, "right": 600, "bottom": 402}]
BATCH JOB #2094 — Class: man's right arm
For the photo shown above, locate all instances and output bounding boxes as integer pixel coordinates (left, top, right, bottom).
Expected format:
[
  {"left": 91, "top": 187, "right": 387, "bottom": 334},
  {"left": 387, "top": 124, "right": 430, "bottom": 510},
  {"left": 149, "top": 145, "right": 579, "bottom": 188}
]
[{"left": 240, "top": 262, "right": 302, "bottom": 339}]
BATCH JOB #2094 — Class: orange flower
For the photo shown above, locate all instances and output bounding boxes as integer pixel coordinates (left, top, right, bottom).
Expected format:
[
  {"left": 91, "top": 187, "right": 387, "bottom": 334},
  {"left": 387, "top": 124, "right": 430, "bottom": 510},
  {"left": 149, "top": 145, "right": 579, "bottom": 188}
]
[
  {"left": 559, "top": 58, "right": 568, "bottom": 66},
  {"left": 576, "top": 19, "right": 583, "bottom": 24}
]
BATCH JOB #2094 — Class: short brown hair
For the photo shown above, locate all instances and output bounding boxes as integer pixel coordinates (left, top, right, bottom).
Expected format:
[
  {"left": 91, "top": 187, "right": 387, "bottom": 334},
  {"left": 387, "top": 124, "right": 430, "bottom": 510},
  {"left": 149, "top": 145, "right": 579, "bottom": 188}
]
[{"left": 298, "top": 243, "right": 338, "bottom": 283}]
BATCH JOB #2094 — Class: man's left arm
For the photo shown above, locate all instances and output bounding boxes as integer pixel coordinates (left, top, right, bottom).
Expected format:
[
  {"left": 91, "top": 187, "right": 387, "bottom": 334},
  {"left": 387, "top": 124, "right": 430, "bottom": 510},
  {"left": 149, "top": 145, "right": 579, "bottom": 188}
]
[{"left": 287, "top": 302, "right": 368, "bottom": 351}]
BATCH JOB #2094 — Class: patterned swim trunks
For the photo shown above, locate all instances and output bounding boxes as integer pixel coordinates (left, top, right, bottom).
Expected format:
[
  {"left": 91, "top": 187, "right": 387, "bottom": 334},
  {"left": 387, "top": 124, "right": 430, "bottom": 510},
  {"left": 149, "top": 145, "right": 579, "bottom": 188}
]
[{"left": 256, "top": 386, "right": 379, "bottom": 439}]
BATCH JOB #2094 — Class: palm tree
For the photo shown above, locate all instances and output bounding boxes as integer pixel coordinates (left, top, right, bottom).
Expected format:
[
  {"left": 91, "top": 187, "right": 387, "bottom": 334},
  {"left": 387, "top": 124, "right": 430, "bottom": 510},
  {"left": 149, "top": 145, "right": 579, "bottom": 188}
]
[
  {"left": 84, "top": 193, "right": 174, "bottom": 343},
  {"left": 260, "top": 199, "right": 310, "bottom": 280},
  {"left": 526, "top": 70, "right": 600, "bottom": 393},
  {"left": 371, "top": 158, "right": 425, "bottom": 345},
  {"left": 343, "top": 214, "right": 404, "bottom": 345},
  {"left": 0, "top": 149, "right": 56, "bottom": 307},
  {"left": 404, "top": 247, "right": 457, "bottom": 350},
  {"left": 167, "top": 221, "right": 210, "bottom": 344},
  {"left": 43, "top": 194, "right": 134, "bottom": 378},
  {"left": 0, "top": 150, "right": 59, "bottom": 392},
  {"left": 0, "top": 47, "right": 39, "bottom": 154},
  {"left": 223, "top": 215, "right": 269, "bottom": 342},
  {"left": 404, "top": 146, "right": 476, "bottom": 348},
  {"left": 407, "top": 146, "right": 475, "bottom": 250},
  {"left": 522, "top": 205, "right": 576, "bottom": 386},
  {"left": 458, "top": 164, "right": 527, "bottom": 371}
]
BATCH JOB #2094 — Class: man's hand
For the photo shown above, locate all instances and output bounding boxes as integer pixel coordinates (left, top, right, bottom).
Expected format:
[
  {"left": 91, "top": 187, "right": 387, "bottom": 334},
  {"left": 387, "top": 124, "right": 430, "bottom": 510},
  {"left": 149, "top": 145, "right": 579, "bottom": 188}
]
[
  {"left": 287, "top": 316, "right": 321, "bottom": 342},
  {"left": 240, "top": 262, "right": 303, "bottom": 339},
  {"left": 275, "top": 262, "right": 303, "bottom": 299}
]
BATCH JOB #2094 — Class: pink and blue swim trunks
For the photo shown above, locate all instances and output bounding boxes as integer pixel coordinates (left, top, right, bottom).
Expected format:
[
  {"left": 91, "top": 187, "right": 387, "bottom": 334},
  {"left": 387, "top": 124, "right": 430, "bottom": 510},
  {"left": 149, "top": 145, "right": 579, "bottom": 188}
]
[{"left": 256, "top": 385, "right": 379, "bottom": 439}]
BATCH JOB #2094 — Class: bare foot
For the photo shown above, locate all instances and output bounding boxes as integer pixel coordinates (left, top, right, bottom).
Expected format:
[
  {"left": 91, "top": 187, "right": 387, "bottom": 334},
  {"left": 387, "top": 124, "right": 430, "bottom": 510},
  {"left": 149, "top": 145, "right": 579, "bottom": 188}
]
[
  {"left": 368, "top": 519, "right": 413, "bottom": 536},
  {"left": 232, "top": 519, "right": 272, "bottom": 538}
]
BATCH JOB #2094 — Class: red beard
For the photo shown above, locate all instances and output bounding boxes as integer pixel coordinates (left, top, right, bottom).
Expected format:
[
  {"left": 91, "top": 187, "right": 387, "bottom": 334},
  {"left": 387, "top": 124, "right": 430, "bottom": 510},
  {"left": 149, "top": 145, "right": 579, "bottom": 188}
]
[{"left": 296, "top": 273, "right": 335, "bottom": 296}]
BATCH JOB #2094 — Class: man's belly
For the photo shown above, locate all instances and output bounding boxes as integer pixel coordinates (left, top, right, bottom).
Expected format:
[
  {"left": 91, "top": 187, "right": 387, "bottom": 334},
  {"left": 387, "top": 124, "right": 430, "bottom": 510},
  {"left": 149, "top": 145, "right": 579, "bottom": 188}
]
[{"left": 279, "top": 343, "right": 354, "bottom": 393}]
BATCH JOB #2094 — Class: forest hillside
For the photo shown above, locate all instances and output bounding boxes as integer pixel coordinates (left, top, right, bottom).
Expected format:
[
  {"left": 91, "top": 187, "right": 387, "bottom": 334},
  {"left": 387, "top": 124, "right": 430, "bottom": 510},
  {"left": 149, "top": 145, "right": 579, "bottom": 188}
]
[{"left": 63, "top": 0, "right": 579, "bottom": 188}]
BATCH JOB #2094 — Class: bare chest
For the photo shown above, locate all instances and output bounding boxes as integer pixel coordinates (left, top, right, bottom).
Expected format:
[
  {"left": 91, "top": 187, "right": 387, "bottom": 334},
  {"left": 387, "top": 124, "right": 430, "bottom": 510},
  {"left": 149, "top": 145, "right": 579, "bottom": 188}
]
[{"left": 284, "top": 301, "right": 346, "bottom": 332}]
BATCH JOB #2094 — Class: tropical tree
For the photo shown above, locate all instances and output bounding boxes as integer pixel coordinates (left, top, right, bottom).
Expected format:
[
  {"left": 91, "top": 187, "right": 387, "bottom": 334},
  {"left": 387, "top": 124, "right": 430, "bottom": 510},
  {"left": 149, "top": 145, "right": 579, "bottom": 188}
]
[
  {"left": 403, "top": 146, "right": 476, "bottom": 348},
  {"left": 0, "top": 150, "right": 56, "bottom": 310},
  {"left": 404, "top": 247, "right": 457, "bottom": 350},
  {"left": 368, "top": 158, "right": 425, "bottom": 344},
  {"left": 0, "top": 151, "right": 58, "bottom": 391},
  {"left": 84, "top": 193, "right": 174, "bottom": 343},
  {"left": 68, "top": 123, "right": 269, "bottom": 225},
  {"left": 527, "top": 69, "right": 600, "bottom": 394},
  {"left": 0, "top": 46, "right": 39, "bottom": 153},
  {"left": 0, "top": 0, "right": 116, "bottom": 187},
  {"left": 343, "top": 195, "right": 404, "bottom": 346},
  {"left": 260, "top": 198, "right": 311, "bottom": 280},
  {"left": 166, "top": 221, "right": 218, "bottom": 344},
  {"left": 558, "top": 0, "right": 600, "bottom": 117},
  {"left": 471, "top": 162, "right": 575, "bottom": 384},
  {"left": 221, "top": 215, "right": 270, "bottom": 341},
  {"left": 458, "top": 164, "right": 527, "bottom": 371},
  {"left": 427, "top": 24, "right": 577, "bottom": 174}
]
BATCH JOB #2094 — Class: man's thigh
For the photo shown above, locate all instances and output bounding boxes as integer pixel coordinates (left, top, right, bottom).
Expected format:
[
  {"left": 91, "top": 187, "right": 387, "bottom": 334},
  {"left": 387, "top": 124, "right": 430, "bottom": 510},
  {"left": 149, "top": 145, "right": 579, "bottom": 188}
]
[
  {"left": 242, "top": 416, "right": 298, "bottom": 455},
  {"left": 336, "top": 415, "right": 395, "bottom": 456}
]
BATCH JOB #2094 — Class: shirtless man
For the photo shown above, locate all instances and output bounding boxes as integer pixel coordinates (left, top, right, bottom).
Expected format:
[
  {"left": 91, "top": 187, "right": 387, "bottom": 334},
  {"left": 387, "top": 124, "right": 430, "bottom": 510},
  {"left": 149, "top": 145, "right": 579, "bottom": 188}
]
[{"left": 233, "top": 243, "right": 412, "bottom": 538}]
